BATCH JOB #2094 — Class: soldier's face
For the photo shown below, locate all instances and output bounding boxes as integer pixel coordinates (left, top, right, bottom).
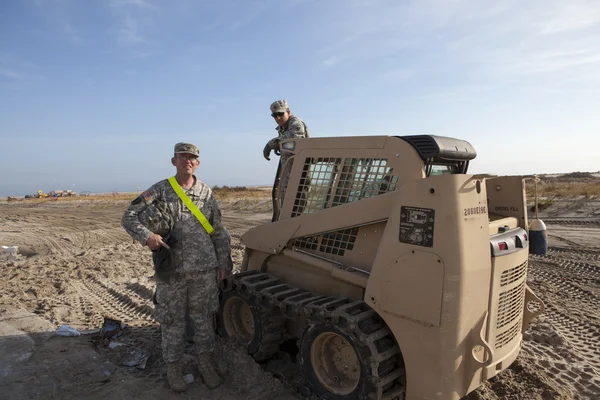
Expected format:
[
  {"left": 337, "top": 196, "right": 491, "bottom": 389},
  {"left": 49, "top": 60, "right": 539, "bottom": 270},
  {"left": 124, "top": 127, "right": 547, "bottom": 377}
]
[
  {"left": 272, "top": 110, "right": 290, "bottom": 127},
  {"left": 172, "top": 154, "right": 199, "bottom": 174}
]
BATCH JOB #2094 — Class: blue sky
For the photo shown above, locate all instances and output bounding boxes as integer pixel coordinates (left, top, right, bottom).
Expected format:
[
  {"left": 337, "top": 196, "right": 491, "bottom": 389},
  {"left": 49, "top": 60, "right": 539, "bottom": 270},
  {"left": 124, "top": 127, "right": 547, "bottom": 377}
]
[{"left": 1, "top": 0, "right": 599, "bottom": 197}]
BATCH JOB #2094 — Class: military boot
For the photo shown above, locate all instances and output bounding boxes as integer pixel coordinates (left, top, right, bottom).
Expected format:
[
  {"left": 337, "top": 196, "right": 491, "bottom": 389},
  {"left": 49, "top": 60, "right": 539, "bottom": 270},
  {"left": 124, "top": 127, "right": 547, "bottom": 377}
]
[
  {"left": 197, "top": 353, "right": 222, "bottom": 389},
  {"left": 166, "top": 361, "right": 187, "bottom": 392}
]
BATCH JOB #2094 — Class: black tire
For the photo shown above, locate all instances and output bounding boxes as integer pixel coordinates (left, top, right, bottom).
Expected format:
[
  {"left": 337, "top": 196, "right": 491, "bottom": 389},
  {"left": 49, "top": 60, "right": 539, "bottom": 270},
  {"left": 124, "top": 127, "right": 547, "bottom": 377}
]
[
  {"left": 299, "top": 301, "right": 405, "bottom": 400},
  {"left": 217, "top": 289, "right": 285, "bottom": 361},
  {"left": 299, "top": 323, "right": 375, "bottom": 400}
]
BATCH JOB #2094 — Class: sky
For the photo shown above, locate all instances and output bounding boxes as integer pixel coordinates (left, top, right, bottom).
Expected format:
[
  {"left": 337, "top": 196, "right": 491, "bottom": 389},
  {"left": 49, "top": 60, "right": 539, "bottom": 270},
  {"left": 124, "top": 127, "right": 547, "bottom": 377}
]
[{"left": 1, "top": 0, "right": 599, "bottom": 197}]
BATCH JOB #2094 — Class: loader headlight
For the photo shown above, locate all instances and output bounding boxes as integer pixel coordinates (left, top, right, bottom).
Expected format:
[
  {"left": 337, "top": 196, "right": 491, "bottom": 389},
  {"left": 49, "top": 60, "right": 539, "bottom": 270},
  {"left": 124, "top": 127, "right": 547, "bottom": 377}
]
[{"left": 281, "top": 141, "right": 295, "bottom": 151}]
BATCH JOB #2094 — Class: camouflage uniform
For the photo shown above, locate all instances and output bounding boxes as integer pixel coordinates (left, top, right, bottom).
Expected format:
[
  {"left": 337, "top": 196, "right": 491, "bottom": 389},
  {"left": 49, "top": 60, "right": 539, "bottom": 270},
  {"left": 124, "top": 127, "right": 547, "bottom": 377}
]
[
  {"left": 266, "top": 100, "right": 310, "bottom": 214},
  {"left": 122, "top": 177, "right": 231, "bottom": 363},
  {"left": 267, "top": 114, "right": 310, "bottom": 168}
]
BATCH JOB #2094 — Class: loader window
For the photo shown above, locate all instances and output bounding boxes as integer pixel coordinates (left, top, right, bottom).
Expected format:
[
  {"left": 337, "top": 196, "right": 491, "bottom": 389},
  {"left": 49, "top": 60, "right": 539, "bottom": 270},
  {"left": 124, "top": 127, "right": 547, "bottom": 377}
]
[
  {"left": 430, "top": 164, "right": 459, "bottom": 176},
  {"left": 292, "top": 157, "right": 341, "bottom": 217},
  {"left": 333, "top": 158, "right": 398, "bottom": 206},
  {"left": 292, "top": 157, "right": 398, "bottom": 217}
]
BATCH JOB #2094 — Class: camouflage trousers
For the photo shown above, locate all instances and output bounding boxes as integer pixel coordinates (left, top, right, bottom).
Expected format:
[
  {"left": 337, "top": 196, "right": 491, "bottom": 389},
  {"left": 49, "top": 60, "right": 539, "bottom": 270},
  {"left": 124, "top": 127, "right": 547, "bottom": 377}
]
[{"left": 154, "top": 269, "right": 219, "bottom": 362}]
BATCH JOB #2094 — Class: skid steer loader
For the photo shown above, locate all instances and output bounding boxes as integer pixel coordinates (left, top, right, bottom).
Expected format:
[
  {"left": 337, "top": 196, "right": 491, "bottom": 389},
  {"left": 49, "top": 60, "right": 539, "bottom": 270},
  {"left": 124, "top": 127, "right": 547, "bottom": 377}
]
[{"left": 217, "top": 135, "right": 543, "bottom": 400}]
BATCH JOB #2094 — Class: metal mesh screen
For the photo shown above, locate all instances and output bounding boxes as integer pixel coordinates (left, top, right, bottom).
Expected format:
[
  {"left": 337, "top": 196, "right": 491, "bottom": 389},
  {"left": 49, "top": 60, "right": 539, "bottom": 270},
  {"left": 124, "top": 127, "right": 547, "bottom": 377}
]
[
  {"left": 500, "top": 260, "right": 528, "bottom": 287},
  {"left": 495, "top": 319, "right": 522, "bottom": 349},
  {"left": 496, "top": 281, "right": 526, "bottom": 329},
  {"left": 293, "top": 227, "right": 359, "bottom": 257},
  {"left": 292, "top": 157, "right": 398, "bottom": 217}
]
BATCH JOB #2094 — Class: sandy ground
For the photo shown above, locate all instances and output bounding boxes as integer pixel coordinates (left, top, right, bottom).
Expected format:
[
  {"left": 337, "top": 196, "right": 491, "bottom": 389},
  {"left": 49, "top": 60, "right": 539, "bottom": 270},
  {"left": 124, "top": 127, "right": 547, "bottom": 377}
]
[{"left": 0, "top": 197, "right": 599, "bottom": 400}]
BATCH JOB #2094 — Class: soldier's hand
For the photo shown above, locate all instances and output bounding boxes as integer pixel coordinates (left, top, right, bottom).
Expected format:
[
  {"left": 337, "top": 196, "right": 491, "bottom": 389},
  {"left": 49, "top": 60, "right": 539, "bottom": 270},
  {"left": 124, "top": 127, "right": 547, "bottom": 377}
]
[
  {"left": 263, "top": 143, "right": 272, "bottom": 160},
  {"left": 216, "top": 268, "right": 226, "bottom": 280},
  {"left": 146, "top": 234, "right": 170, "bottom": 251}
]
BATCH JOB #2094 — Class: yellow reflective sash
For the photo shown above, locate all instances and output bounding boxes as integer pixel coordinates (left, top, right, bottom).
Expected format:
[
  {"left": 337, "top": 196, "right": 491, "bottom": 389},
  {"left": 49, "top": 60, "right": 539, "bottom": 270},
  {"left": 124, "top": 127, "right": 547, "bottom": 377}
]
[{"left": 168, "top": 176, "right": 215, "bottom": 235}]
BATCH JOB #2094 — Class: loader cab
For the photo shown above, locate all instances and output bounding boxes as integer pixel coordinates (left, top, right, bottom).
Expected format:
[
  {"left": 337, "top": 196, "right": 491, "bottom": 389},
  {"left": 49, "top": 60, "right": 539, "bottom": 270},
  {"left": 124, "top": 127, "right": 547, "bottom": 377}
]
[{"left": 273, "top": 135, "right": 476, "bottom": 221}]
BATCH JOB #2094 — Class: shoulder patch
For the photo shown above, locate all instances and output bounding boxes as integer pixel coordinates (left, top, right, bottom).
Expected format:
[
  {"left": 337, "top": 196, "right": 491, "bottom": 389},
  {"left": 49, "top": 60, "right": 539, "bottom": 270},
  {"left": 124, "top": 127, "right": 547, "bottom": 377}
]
[
  {"left": 141, "top": 190, "right": 153, "bottom": 203},
  {"left": 131, "top": 195, "right": 143, "bottom": 205}
]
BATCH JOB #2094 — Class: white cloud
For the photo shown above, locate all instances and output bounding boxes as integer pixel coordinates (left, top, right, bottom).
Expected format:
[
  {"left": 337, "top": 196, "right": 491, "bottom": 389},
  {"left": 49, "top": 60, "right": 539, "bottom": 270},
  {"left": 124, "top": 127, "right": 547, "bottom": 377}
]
[
  {"left": 322, "top": 56, "right": 343, "bottom": 68},
  {"left": 29, "top": 0, "right": 85, "bottom": 43},
  {"left": 313, "top": 0, "right": 600, "bottom": 90},
  {"left": 0, "top": 68, "right": 27, "bottom": 80},
  {"left": 228, "top": 4, "right": 266, "bottom": 31},
  {"left": 108, "top": 0, "right": 160, "bottom": 48},
  {"left": 116, "top": 13, "right": 147, "bottom": 46},
  {"left": 60, "top": 19, "right": 84, "bottom": 43},
  {"left": 0, "top": 55, "right": 41, "bottom": 81},
  {"left": 110, "top": 0, "right": 158, "bottom": 10},
  {"left": 539, "top": 1, "right": 600, "bottom": 34},
  {"left": 380, "top": 68, "right": 416, "bottom": 83}
]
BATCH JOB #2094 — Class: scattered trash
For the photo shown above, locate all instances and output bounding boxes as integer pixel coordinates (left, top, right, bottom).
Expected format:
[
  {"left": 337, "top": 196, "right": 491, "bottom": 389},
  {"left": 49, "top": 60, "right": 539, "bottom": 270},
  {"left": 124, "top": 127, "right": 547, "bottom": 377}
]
[
  {"left": 1, "top": 246, "right": 19, "bottom": 260},
  {"left": 100, "top": 317, "right": 123, "bottom": 339},
  {"left": 108, "top": 341, "right": 124, "bottom": 349},
  {"left": 56, "top": 324, "right": 81, "bottom": 337},
  {"left": 122, "top": 348, "right": 150, "bottom": 370},
  {"left": 79, "top": 328, "right": 101, "bottom": 335},
  {"left": 184, "top": 373, "right": 194, "bottom": 384}
]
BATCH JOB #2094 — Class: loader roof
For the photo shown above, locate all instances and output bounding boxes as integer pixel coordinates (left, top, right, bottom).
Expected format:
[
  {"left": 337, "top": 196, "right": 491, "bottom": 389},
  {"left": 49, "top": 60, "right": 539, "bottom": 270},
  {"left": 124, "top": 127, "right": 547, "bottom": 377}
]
[{"left": 398, "top": 135, "right": 476, "bottom": 162}]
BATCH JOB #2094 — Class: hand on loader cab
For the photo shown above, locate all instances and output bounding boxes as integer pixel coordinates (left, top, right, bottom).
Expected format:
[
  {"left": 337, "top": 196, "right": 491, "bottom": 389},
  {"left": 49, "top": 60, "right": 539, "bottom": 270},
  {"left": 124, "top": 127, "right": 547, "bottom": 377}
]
[
  {"left": 263, "top": 138, "right": 281, "bottom": 161},
  {"left": 263, "top": 143, "right": 272, "bottom": 160}
]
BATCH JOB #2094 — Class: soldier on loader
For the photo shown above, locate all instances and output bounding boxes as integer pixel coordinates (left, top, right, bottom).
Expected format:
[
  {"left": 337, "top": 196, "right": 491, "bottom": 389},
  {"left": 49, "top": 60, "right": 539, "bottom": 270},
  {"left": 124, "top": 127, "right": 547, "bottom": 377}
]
[
  {"left": 121, "top": 142, "right": 232, "bottom": 392},
  {"left": 263, "top": 100, "right": 310, "bottom": 221}
]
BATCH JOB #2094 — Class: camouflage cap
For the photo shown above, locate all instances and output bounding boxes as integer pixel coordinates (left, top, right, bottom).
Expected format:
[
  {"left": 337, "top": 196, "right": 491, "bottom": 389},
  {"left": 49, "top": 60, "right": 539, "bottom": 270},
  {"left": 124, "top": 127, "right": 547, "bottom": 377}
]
[
  {"left": 174, "top": 142, "right": 199, "bottom": 157},
  {"left": 270, "top": 100, "right": 289, "bottom": 113}
]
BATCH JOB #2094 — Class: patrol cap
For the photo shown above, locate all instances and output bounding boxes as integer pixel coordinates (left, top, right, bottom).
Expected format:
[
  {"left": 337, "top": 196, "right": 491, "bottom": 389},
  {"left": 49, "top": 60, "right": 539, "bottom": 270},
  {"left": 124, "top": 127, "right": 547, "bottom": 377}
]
[
  {"left": 270, "top": 100, "right": 289, "bottom": 113},
  {"left": 174, "top": 142, "right": 199, "bottom": 157}
]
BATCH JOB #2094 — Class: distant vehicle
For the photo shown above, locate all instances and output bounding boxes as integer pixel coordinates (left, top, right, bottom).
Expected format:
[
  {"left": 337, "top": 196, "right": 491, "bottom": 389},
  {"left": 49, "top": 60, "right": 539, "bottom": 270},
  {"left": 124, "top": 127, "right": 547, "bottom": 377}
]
[{"left": 80, "top": 191, "right": 92, "bottom": 196}]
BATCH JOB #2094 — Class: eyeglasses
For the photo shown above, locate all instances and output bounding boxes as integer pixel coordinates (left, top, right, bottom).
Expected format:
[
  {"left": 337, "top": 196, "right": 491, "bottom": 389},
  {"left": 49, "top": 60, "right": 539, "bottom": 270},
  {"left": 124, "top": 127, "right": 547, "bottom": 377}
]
[
  {"left": 271, "top": 112, "right": 285, "bottom": 118},
  {"left": 175, "top": 155, "right": 198, "bottom": 162}
]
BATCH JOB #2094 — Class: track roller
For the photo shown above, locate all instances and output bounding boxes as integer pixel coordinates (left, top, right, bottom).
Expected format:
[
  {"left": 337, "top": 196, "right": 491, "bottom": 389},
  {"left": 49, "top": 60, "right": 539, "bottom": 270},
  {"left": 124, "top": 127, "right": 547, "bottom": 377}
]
[{"left": 217, "top": 272, "right": 287, "bottom": 361}]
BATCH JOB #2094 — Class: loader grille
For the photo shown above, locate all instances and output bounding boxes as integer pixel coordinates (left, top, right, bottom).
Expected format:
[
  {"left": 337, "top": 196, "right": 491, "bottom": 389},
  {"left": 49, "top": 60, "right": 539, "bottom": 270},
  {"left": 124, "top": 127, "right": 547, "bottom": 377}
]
[
  {"left": 495, "top": 319, "right": 521, "bottom": 349},
  {"left": 496, "top": 281, "right": 526, "bottom": 329},
  {"left": 292, "top": 157, "right": 398, "bottom": 217},
  {"left": 293, "top": 227, "right": 359, "bottom": 256},
  {"left": 500, "top": 261, "right": 527, "bottom": 287}
]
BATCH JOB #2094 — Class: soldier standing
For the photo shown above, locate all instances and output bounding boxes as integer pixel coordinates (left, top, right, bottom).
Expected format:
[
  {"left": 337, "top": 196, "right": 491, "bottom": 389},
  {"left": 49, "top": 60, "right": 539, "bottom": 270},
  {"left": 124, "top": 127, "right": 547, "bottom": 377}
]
[
  {"left": 121, "top": 142, "right": 232, "bottom": 392},
  {"left": 263, "top": 100, "right": 310, "bottom": 220}
]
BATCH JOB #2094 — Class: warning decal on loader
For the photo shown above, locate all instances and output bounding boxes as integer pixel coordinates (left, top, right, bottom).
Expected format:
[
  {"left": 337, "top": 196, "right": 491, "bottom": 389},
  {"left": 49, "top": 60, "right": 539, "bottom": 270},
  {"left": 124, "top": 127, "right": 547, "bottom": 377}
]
[{"left": 400, "top": 206, "right": 435, "bottom": 247}]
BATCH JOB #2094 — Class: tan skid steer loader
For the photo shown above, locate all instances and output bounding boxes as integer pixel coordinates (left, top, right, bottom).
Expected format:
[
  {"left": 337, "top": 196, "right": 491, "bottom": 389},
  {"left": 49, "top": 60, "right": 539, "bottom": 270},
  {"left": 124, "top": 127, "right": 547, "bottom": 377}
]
[{"left": 217, "top": 135, "right": 543, "bottom": 400}]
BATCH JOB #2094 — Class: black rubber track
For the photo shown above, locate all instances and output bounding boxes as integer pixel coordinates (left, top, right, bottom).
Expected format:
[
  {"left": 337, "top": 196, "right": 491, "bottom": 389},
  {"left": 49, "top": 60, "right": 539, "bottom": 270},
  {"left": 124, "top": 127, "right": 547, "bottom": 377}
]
[{"left": 219, "top": 271, "right": 406, "bottom": 400}]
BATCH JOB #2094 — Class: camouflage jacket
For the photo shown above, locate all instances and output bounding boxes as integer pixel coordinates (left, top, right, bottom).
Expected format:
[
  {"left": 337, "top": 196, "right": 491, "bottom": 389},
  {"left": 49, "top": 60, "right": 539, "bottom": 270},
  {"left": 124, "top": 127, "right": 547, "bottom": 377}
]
[
  {"left": 121, "top": 176, "right": 232, "bottom": 273},
  {"left": 275, "top": 114, "right": 309, "bottom": 140},
  {"left": 268, "top": 114, "right": 310, "bottom": 166}
]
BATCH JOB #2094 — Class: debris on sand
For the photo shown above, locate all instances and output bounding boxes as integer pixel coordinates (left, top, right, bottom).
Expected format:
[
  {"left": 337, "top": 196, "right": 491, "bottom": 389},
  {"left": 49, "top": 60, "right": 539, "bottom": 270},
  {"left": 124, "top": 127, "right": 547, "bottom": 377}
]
[
  {"left": 1, "top": 245, "right": 20, "bottom": 260},
  {"left": 55, "top": 324, "right": 81, "bottom": 337},
  {"left": 122, "top": 348, "right": 150, "bottom": 370},
  {"left": 100, "top": 317, "right": 124, "bottom": 339}
]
